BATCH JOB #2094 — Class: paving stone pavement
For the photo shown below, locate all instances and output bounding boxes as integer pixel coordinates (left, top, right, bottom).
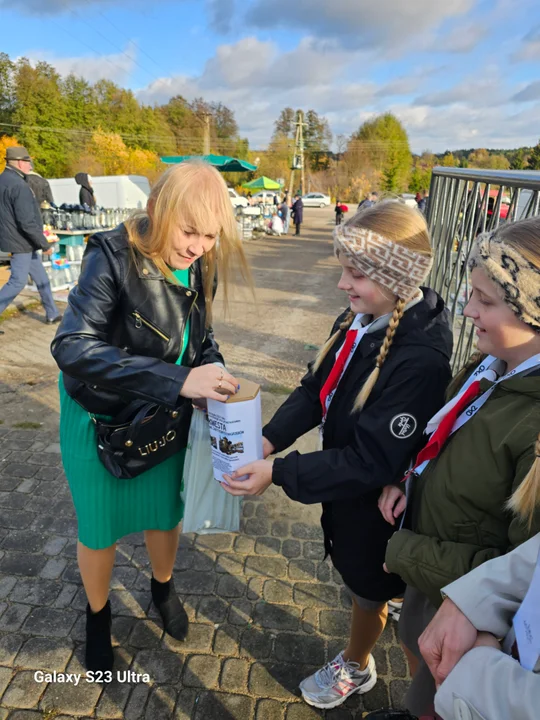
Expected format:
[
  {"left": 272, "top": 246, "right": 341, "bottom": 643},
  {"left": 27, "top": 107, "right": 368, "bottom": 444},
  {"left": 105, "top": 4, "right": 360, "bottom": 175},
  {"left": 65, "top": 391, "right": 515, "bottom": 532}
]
[
  {"left": 0, "top": 425, "right": 410, "bottom": 719},
  {"left": 0, "top": 209, "right": 410, "bottom": 718}
]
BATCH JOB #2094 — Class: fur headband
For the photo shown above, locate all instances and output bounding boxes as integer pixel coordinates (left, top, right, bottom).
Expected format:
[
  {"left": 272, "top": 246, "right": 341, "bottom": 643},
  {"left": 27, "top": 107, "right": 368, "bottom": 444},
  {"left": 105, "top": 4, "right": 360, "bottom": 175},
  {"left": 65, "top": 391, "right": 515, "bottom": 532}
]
[
  {"left": 469, "top": 231, "right": 540, "bottom": 331},
  {"left": 333, "top": 224, "right": 433, "bottom": 300}
]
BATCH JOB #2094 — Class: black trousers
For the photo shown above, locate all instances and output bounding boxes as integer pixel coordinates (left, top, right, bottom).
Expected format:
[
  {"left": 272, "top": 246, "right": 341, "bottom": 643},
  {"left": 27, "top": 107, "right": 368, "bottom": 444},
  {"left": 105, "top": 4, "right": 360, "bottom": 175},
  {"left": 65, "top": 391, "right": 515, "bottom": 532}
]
[{"left": 295, "top": 223, "right": 301, "bottom": 235}]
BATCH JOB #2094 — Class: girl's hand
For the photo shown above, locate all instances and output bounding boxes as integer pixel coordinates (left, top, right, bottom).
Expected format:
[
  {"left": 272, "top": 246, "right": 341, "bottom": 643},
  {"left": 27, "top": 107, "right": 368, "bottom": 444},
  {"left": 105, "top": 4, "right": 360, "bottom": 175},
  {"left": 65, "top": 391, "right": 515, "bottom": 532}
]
[
  {"left": 222, "top": 460, "right": 274, "bottom": 496},
  {"left": 262, "top": 437, "right": 275, "bottom": 459},
  {"left": 180, "top": 365, "right": 238, "bottom": 403},
  {"left": 473, "top": 632, "right": 501, "bottom": 651},
  {"left": 378, "top": 485, "right": 407, "bottom": 525}
]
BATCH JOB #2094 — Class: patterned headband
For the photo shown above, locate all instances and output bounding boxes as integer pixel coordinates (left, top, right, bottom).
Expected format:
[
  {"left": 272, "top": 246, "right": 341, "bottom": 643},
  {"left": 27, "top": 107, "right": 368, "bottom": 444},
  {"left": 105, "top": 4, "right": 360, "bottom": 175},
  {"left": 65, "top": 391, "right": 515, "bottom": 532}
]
[
  {"left": 333, "top": 224, "right": 433, "bottom": 300},
  {"left": 469, "top": 231, "right": 540, "bottom": 331}
]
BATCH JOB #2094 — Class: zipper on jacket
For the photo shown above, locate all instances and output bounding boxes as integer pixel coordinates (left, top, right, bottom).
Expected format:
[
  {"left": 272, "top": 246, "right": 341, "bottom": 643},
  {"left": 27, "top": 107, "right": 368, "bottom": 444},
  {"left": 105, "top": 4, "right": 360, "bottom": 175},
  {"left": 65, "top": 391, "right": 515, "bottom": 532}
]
[
  {"left": 132, "top": 311, "right": 170, "bottom": 342},
  {"left": 179, "top": 290, "right": 198, "bottom": 357}
]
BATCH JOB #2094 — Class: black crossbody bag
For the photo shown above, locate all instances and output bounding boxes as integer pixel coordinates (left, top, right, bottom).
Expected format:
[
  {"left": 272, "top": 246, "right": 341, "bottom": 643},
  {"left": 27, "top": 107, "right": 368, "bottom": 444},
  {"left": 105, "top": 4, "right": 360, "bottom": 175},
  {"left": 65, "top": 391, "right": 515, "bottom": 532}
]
[{"left": 90, "top": 400, "right": 191, "bottom": 479}]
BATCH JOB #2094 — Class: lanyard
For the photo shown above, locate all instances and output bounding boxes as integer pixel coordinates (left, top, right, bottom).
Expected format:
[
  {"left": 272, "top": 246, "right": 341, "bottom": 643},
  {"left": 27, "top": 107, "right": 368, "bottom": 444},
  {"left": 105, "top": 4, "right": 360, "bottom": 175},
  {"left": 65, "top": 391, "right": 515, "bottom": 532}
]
[
  {"left": 415, "top": 352, "right": 540, "bottom": 476},
  {"left": 321, "top": 314, "right": 374, "bottom": 421}
]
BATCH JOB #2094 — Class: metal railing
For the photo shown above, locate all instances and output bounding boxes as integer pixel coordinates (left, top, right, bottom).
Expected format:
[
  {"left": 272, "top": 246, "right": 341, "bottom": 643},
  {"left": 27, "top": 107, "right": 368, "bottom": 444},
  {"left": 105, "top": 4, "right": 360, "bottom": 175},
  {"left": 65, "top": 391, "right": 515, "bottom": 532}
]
[{"left": 427, "top": 167, "right": 540, "bottom": 370}]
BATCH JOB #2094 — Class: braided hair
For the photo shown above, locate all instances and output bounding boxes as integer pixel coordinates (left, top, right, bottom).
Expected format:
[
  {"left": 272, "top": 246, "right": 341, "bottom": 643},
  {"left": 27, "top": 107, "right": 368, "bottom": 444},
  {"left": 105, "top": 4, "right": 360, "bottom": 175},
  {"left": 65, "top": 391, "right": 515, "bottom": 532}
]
[
  {"left": 507, "top": 433, "right": 540, "bottom": 529},
  {"left": 312, "top": 310, "right": 355, "bottom": 373},
  {"left": 353, "top": 298, "right": 407, "bottom": 411}
]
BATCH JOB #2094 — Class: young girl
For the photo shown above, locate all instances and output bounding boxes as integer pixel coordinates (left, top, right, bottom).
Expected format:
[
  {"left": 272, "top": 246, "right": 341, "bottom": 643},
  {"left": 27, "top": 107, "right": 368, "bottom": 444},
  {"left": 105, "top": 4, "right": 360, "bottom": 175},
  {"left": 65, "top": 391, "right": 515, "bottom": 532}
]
[
  {"left": 52, "top": 162, "right": 247, "bottom": 672},
  {"left": 223, "top": 201, "right": 453, "bottom": 709},
  {"left": 381, "top": 216, "right": 540, "bottom": 717}
]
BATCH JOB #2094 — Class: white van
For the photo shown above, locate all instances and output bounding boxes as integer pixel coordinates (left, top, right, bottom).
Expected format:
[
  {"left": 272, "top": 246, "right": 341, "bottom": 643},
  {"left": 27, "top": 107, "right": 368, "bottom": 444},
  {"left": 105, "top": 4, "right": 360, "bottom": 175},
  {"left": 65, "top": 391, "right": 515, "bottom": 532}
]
[{"left": 48, "top": 175, "right": 150, "bottom": 209}]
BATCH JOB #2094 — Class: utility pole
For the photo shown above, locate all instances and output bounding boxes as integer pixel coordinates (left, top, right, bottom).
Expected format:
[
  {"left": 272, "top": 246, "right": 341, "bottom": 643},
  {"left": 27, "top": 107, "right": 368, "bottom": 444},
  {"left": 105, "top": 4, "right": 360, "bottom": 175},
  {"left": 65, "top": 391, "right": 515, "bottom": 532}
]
[
  {"left": 289, "top": 110, "right": 307, "bottom": 196},
  {"left": 201, "top": 112, "right": 212, "bottom": 155}
]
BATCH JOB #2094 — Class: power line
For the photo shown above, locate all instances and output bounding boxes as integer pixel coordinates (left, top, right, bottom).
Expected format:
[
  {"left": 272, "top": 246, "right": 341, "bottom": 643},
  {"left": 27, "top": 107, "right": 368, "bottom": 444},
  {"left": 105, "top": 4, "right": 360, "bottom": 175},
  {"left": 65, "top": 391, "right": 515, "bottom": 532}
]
[
  {"left": 69, "top": 7, "right": 162, "bottom": 84},
  {"left": 80, "top": 0, "right": 172, "bottom": 78},
  {"left": 0, "top": 121, "right": 244, "bottom": 146}
]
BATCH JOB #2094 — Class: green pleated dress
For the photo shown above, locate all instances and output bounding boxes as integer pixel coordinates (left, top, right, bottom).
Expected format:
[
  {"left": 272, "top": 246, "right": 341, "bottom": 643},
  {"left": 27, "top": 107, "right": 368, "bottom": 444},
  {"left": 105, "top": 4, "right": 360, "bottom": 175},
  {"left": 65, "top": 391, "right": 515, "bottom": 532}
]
[{"left": 59, "top": 268, "right": 190, "bottom": 550}]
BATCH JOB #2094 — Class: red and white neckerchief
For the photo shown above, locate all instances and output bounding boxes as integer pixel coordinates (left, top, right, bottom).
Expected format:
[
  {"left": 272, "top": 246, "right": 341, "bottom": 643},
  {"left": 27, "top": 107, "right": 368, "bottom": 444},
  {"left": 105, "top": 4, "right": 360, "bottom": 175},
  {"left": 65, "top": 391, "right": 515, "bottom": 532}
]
[
  {"left": 320, "top": 313, "right": 374, "bottom": 423},
  {"left": 409, "top": 352, "right": 540, "bottom": 478}
]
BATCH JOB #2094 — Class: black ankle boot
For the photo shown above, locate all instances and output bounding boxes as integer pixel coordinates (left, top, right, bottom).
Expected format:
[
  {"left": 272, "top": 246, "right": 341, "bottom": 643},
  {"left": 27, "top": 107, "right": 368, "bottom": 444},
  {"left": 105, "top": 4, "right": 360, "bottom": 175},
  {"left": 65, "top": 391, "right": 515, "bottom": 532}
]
[
  {"left": 151, "top": 575, "right": 189, "bottom": 641},
  {"left": 85, "top": 600, "right": 114, "bottom": 672}
]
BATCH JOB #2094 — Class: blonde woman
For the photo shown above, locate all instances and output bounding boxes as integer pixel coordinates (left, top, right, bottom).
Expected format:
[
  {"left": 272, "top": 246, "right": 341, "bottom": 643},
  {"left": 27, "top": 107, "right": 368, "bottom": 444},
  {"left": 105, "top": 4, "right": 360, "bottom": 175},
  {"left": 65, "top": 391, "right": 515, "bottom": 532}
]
[
  {"left": 381, "top": 216, "right": 540, "bottom": 717},
  {"left": 223, "top": 202, "right": 453, "bottom": 709},
  {"left": 51, "top": 162, "right": 249, "bottom": 672}
]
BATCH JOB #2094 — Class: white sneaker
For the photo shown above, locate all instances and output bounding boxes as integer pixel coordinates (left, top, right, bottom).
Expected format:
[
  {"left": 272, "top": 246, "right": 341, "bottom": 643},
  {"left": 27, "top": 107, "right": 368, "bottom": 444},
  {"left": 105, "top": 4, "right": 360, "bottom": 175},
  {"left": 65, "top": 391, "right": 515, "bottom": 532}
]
[
  {"left": 299, "top": 651, "right": 377, "bottom": 709},
  {"left": 388, "top": 598, "right": 403, "bottom": 622}
]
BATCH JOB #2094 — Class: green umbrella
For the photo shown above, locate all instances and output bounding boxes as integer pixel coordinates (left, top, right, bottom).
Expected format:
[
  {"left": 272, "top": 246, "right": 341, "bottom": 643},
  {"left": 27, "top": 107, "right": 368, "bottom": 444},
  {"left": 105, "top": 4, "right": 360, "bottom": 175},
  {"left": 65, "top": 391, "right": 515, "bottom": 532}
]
[
  {"left": 242, "top": 176, "right": 282, "bottom": 191},
  {"left": 160, "top": 154, "right": 257, "bottom": 172}
]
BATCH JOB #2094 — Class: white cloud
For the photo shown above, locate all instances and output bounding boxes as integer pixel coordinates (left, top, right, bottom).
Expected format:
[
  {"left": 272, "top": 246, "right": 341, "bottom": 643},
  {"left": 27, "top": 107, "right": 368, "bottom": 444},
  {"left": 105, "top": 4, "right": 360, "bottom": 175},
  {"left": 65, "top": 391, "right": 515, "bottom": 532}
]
[
  {"left": 511, "top": 25, "right": 540, "bottom": 62},
  {"left": 207, "top": 0, "right": 235, "bottom": 33},
  {"left": 376, "top": 76, "right": 423, "bottom": 97},
  {"left": 25, "top": 43, "right": 136, "bottom": 84},
  {"left": 512, "top": 80, "right": 540, "bottom": 103},
  {"left": 244, "top": 0, "right": 476, "bottom": 52},
  {"left": 415, "top": 74, "right": 505, "bottom": 108},
  {"left": 391, "top": 101, "right": 540, "bottom": 152},
  {"left": 436, "top": 22, "right": 487, "bottom": 53}
]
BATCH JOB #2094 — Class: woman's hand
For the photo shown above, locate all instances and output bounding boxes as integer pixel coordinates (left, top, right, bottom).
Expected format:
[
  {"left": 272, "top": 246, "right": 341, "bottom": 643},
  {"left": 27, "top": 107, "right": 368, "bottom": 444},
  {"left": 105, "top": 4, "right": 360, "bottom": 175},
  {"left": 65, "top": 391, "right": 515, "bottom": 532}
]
[
  {"left": 180, "top": 365, "right": 238, "bottom": 403},
  {"left": 262, "top": 437, "right": 275, "bottom": 459},
  {"left": 419, "top": 598, "right": 478, "bottom": 687},
  {"left": 221, "top": 460, "right": 274, "bottom": 496},
  {"left": 378, "top": 485, "right": 407, "bottom": 525}
]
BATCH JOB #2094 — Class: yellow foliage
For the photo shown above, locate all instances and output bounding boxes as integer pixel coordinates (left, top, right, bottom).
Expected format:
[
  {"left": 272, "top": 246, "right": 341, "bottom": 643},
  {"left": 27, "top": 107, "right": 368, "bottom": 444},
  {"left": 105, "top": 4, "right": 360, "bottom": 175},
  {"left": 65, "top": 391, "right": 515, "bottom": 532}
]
[
  {"left": 72, "top": 130, "right": 163, "bottom": 184},
  {"left": 0, "top": 135, "right": 21, "bottom": 173}
]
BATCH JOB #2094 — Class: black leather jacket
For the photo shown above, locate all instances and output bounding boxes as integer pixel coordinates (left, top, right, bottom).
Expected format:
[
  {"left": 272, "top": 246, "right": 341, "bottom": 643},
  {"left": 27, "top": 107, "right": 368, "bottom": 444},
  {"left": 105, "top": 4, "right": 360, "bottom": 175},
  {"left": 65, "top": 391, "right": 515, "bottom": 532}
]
[{"left": 51, "top": 224, "right": 224, "bottom": 421}]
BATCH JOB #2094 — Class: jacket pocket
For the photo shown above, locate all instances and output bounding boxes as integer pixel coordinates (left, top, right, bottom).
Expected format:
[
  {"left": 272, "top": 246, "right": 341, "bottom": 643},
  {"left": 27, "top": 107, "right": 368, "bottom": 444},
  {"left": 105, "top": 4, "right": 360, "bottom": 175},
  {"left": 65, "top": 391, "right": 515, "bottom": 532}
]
[
  {"left": 453, "top": 521, "right": 482, "bottom": 545},
  {"left": 131, "top": 311, "right": 170, "bottom": 343}
]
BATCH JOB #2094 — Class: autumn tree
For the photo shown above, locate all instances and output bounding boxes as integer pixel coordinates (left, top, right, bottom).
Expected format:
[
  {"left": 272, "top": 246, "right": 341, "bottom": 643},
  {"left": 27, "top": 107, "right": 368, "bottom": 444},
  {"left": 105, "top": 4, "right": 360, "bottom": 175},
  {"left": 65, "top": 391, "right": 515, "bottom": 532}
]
[
  {"left": 441, "top": 152, "right": 457, "bottom": 166},
  {"left": 527, "top": 140, "right": 540, "bottom": 170},
  {"left": 0, "top": 134, "right": 19, "bottom": 173},
  {"left": 349, "top": 113, "right": 412, "bottom": 192},
  {"left": 467, "top": 148, "right": 510, "bottom": 170}
]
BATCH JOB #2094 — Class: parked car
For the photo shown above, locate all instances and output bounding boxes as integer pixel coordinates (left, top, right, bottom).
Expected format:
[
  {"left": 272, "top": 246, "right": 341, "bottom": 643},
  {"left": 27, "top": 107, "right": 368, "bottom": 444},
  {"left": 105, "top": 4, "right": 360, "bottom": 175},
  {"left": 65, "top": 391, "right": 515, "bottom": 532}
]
[
  {"left": 252, "top": 191, "right": 278, "bottom": 204},
  {"left": 228, "top": 188, "right": 248, "bottom": 208},
  {"left": 302, "top": 192, "right": 331, "bottom": 208}
]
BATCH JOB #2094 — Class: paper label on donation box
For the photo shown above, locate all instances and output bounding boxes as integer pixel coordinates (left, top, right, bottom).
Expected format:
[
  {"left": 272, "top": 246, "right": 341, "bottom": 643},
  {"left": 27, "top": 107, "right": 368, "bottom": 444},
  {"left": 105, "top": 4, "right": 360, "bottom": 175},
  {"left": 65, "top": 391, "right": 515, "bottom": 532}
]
[{"left": 207, "top": 379, "right": 263, "bottom": 483}]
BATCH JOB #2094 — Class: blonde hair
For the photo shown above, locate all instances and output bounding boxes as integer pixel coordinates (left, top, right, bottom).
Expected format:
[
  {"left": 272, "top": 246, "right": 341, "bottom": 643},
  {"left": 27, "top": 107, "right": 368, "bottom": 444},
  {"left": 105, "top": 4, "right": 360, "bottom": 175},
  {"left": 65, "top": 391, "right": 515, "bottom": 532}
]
[
  {"left": 124, "top": 161, "right": 250, "bottom": 324},
  {"left": 314, "top": 201, "right": 432, "bottom": 411},
  {"left": 493, "top": 216, "right": 540, "bottom": 527}
]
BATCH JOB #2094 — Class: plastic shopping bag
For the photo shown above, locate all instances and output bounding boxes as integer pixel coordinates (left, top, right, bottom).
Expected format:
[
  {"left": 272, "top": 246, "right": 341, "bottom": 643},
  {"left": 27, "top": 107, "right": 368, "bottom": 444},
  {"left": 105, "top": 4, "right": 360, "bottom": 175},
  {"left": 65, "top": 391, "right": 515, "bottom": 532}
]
[{"left": 181, "top": 407, "right": 242, "bottom": 534}]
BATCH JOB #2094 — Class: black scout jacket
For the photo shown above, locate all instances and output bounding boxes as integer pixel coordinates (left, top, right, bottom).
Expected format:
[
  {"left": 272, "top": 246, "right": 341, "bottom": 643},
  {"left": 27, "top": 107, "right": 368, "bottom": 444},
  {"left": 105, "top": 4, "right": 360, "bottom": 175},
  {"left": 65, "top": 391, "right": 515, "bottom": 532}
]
[
  {"left": 51, "top": 224, "right": 223, "bottom": 440},
  {"left": 263, "top": 288, "right": 453, "bottom": 599}
]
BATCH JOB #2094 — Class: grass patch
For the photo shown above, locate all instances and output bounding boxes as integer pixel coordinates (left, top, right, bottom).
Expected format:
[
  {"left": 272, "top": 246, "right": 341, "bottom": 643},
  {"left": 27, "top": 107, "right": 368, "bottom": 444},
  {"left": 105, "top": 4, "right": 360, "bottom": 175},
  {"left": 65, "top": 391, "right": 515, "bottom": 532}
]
[
  {"left": 0, "top": 299, "right": 42, "bottom": 323},
  {"left": 264, "top": 383, "right": 294, "bottom": 396},
  {"left": 13, "top": 421, "right": 42, "bottom": 429},
  {"left": 42, "top": 709, "right": 60, "bottom": 720}
]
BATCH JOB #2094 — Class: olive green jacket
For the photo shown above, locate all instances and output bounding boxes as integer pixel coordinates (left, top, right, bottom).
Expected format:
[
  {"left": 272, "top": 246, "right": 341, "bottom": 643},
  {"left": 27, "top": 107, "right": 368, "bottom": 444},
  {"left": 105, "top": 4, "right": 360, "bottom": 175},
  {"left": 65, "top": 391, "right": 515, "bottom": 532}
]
[{"left": 386, "top": 371, "right": 540, "bottom": 608}]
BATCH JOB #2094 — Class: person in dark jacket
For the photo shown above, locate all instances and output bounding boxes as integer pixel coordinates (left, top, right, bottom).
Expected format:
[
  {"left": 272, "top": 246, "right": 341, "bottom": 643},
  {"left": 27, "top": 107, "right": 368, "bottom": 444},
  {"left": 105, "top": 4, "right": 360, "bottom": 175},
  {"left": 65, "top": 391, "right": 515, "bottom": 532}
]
[
  {"left": 26, "top": 168, "right": 54, "bottom": 208},
  {"left": 222, "top": 201, "right": 453, "bottom": 710},
  {"left": 291, "top": 193, "right": 304, "bottom": 235},
  {"left": 51, "top": 162, "right": 250, "bottom": 673},
  {"left": 335, "top": 199, "right": 344, "bottom": 225},
  {"left": 417, "top": 189, "right": 429, "bottom": 215},
  {"left": 0, "top": 146, "right": 60, "bottom": 329},
  {"left": 358, "top": 191, "right": 378, "bottom": 212},
  {"left": 75, "top": 172, "right": 96, "bottom": 208}
]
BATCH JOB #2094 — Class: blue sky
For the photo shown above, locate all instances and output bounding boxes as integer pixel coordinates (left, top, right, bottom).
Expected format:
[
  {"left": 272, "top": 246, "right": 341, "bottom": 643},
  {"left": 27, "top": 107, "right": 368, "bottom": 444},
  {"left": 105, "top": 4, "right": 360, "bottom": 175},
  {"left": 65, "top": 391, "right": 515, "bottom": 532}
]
[{"left": 1, "top": 0, "right": 540, "bottom": 153}]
